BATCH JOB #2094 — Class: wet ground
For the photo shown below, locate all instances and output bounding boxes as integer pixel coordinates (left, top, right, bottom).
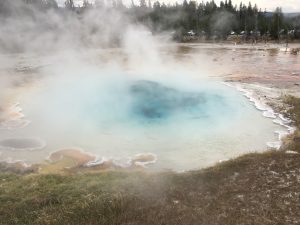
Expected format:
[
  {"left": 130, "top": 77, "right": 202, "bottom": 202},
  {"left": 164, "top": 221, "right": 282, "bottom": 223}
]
[{"left": 174, "top": 43, "right": 300, "bottom": 91}]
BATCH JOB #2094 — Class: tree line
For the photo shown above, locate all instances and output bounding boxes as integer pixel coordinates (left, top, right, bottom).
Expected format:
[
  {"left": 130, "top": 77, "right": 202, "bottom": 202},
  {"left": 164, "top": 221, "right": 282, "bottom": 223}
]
[{"left": 1, "top": 0, "right": 300, "bottom": 41}]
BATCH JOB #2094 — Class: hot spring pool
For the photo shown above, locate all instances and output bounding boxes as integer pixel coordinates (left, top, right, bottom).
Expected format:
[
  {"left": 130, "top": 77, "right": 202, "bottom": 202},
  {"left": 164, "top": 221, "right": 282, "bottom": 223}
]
[{"left": 0, "top": 75, "right": 286, "bottom": 171}]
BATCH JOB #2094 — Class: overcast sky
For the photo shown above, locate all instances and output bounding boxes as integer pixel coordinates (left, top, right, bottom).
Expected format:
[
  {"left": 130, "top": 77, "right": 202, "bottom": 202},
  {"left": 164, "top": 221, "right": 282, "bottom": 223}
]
[
  {"left": 223, "top": 0, "right": 300, "bottom": 12},
  {"left": 58, "top": 0, "right": 300, "bottom": 12}
]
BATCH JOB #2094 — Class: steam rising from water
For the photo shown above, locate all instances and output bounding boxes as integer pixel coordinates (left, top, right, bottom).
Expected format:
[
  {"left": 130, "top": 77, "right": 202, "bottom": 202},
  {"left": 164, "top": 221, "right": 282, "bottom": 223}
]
[
  {"left": 0, "top": 57, "right": 286, "bottom": 170},
  {"left": 0, "top": 3, "right": 289, "bottom": 170}
]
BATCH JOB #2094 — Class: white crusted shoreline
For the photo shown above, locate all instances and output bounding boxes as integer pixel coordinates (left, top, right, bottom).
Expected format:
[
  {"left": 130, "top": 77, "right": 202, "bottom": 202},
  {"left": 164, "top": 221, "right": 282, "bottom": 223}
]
[{"left": 225, "top": 81, "right": 297, "bottom": 150}]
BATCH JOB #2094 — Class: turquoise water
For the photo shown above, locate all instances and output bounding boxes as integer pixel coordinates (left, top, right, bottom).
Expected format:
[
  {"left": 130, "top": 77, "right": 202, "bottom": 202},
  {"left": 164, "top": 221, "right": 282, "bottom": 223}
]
[
  {"left": 0, "top": 75, "right": 285, "bottom": 171},
  {"left": 78, "top": 79, "right": 243, "bottom": 131}
]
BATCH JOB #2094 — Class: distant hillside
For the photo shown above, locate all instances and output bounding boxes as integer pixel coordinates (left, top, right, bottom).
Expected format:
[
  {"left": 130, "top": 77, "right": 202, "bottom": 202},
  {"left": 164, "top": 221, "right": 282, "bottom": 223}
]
[
  {"left": 284, "top": 12, "right": 300, "bottom": 18},
  {"left": 265, "top": 12, "right": 300, "bottom": 18}
]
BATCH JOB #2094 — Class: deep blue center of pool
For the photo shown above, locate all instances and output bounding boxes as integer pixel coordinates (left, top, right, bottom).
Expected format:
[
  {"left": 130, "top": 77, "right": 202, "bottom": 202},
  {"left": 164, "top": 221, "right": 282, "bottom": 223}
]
[
  {"left": 128, "top": 80, "right": 228, "bottom": 124},
  {"left": 130, "top": 80, "right": 203, "bottom": 119}
]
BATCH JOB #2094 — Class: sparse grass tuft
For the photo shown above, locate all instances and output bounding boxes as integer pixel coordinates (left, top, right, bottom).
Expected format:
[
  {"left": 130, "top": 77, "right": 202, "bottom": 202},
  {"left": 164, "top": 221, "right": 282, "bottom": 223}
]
[
  {"left": 282, "top": 96, "right": 300, "bottom": 153},
  {"left": 283, "top": 95, "right": 300, "bottom": 128}
]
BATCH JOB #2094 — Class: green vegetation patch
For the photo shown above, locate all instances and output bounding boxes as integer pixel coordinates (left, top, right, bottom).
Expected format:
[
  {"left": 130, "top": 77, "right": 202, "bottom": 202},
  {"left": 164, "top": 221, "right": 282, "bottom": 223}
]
[{"left": 282, "top": 96, "right": 300, "bottom": 153}]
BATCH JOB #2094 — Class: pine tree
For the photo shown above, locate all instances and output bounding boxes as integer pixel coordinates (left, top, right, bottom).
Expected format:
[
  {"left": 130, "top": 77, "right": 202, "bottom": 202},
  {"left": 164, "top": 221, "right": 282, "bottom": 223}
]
[
  {"left": 148, "top": 0, "right": 152, "bottom": 9},
  {"left": 65, "top": 0, "right": 74, "bottom": 10},
  {"left": 270, "top": 7, "right": 284, "bottom": 39},
  {"left": 140, "top": 0, "right": 147, "bottom": 8}
]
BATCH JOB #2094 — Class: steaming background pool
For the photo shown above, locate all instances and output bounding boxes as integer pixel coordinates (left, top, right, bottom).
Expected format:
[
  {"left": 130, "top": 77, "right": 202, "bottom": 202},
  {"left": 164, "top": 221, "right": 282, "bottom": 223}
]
[{"left": 0, "top": 72, "right": 285, "bottom": 171}]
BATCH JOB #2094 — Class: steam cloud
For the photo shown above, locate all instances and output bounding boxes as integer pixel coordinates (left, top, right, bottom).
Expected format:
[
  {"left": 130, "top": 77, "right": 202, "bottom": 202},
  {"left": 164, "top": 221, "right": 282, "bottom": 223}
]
[
  {"left": 0, "top": 1, "right": 286, "bottom": 171},
  {"left": 0, "top": 1, "right": 131, "bottom": 53}
]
